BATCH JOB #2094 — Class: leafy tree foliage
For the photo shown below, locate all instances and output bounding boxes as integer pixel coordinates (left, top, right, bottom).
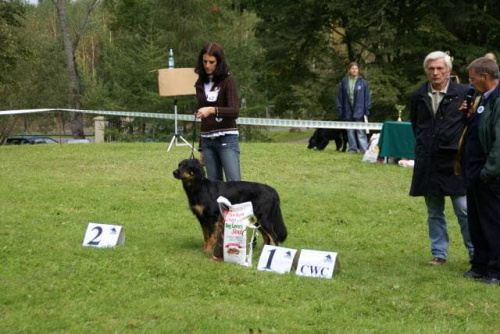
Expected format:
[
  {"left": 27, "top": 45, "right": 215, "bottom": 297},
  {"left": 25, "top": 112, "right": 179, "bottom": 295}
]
[
  {"left": 86, "top": 0, "right": 264, "bottom": 138},
  {"left": 0, "top": 0, "right": 27, "bottom": 85},
  {"left": 4, "top": 0, "right": 500, "bottom": 133},
  {"left": 97, "top": 0, "right": 261, "bottom": 112},
  {"left": 247, "top": 0, "right": 500, "bottom": 121}
]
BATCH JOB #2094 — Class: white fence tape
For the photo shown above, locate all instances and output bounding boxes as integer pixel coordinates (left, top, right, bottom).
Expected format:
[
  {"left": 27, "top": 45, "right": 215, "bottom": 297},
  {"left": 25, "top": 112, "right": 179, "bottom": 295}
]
[{"left": 0, "top": 108, "right": 383, "bottom": 130}]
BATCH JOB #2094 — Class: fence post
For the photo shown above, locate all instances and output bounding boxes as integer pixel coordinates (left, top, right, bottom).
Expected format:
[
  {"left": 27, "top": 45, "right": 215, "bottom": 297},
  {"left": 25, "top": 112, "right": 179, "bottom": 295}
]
[{"left": 94, "top": 116, "right": 106, "bottom": 143}]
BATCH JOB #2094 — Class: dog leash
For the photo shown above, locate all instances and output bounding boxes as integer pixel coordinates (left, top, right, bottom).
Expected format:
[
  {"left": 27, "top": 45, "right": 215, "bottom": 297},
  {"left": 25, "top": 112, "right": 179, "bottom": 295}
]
[{"left": 189, "top": 109, "right": 197, "bottom": 159}]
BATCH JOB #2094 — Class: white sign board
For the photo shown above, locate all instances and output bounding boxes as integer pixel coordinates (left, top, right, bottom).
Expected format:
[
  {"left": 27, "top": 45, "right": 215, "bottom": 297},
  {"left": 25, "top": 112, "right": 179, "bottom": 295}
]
[
  {"left": 295, "top": 249, "right": 339, "bottom": 279},
  {"left": 82, "top": 223, "right": 125, "bottom": 248},
  {"left": 257, "top": 245, "right": 297, "bottom": 274}
]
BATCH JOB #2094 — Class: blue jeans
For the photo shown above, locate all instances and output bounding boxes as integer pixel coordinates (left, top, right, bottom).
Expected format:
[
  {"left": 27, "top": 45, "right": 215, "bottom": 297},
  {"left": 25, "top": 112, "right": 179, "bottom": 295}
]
[
  {"left": 424, "top": 195, "right": 474, "bottom": 260},
  {"left": 201, "top": 135, "right": 241, "bottom": 181},
  {"left": 347, "top": 129, "right": 368, "bottom": 153}
]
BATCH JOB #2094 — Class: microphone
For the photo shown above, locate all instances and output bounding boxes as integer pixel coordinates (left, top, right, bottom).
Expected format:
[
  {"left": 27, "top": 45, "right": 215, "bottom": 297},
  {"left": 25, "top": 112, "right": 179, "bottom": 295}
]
[{"left": 465, "top": 85, "right": 475, "bottom": 110}]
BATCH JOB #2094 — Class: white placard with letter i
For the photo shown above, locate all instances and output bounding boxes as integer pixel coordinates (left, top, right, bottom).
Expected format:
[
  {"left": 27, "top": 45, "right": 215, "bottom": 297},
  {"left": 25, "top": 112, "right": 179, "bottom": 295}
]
[
  {"left": 257, "top": 245, "right": 297, "bottom": 274},
  {"left": 82, "top": 223, "right": 125, "bottom": 248},
  {"left": 295, "top": 249, "right": 339, "bottom": 279}
]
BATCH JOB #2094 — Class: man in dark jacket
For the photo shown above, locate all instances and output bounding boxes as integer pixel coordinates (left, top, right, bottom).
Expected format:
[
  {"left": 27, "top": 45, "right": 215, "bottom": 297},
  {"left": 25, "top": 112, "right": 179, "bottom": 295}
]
[
  {"left": 461, "top": 57, "right": 500, "bottom": 285},
  {"left": 409, "top": 51, "right": 474, "bottom": 266}
]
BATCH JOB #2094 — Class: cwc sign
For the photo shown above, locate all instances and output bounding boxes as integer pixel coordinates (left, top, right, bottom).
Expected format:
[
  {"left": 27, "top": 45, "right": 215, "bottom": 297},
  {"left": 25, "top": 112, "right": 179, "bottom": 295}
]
[
  {"left": 298, "top": 264, "right": 332, "bottom": 277},
  {"left": 296, "top": 249, "right": 339, "bottom": 279}
]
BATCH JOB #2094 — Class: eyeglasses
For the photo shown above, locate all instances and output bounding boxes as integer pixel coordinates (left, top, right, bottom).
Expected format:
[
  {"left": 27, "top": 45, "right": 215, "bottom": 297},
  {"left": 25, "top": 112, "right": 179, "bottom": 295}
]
[{"left": 469, "top": 74, "right": 483, "bottom": 82}]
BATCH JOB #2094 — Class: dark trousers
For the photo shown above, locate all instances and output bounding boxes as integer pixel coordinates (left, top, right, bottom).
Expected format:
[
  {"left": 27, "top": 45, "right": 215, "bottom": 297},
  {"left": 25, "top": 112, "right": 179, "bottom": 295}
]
[{"left": 467, "top": 179, "right": 500, "bottom": 278}]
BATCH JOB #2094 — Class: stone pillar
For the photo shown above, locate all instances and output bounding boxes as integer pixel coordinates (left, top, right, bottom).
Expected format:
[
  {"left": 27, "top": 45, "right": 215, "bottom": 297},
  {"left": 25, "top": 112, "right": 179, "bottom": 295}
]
[{"left": 94, "top": 116, "right": 106, "bottom": 143}]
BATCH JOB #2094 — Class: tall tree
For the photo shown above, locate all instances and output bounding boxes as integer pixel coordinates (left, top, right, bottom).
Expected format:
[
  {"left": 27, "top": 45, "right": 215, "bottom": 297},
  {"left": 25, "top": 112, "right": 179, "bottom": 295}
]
[{"left": 52, "top": 0, "right": 99, "bottom": 138}]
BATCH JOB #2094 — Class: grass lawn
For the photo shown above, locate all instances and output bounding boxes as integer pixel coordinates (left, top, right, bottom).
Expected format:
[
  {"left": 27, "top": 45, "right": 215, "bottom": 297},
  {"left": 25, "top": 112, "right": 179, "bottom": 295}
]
[{"left": 1, "top": 141, "right": 498, "bottom": 333}]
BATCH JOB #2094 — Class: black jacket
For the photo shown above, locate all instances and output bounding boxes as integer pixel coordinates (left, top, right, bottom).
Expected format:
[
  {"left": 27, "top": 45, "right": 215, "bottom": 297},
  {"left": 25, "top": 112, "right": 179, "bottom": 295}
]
[{"left": 409, "top": 80, "right": 467, "bottom": 196}]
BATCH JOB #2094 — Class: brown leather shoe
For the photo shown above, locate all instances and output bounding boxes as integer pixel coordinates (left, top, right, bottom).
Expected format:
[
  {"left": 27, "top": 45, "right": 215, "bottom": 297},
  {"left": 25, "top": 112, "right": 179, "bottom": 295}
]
[{"left": 428, "top": 257, "right": 446, "bottom": 266}]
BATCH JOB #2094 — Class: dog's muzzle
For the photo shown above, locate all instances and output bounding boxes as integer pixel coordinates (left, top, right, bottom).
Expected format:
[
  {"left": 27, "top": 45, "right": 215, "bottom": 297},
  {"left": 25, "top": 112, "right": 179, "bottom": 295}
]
[{"left": 173, "top": 170, "right": 181, "bottom": 179}]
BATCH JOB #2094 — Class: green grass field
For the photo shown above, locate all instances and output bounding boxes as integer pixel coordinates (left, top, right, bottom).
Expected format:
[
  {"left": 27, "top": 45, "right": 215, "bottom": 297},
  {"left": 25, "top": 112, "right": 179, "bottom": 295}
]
[{"left": 1, "top": 141, "right": 498, "bottom": 333}]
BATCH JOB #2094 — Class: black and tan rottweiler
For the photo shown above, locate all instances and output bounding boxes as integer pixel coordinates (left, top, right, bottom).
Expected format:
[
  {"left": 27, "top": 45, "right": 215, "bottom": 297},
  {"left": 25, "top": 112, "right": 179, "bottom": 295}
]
[{"left": 173, "top": 159, "right": 287, "bottom": 253}]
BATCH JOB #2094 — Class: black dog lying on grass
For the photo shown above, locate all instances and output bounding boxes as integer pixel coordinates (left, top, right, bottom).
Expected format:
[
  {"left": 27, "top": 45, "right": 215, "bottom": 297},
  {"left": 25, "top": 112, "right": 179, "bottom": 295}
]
[
  {"left": 173, "top": 159, "right": 288, "bottom": 253},
  {"left": 307, "top": 128, "right": 348, "bottom": 151}
]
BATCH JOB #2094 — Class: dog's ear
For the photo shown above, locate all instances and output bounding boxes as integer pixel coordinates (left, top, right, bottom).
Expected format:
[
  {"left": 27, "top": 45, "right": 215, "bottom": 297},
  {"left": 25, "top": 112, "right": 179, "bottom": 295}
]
[
  {"left": 189, "top": 159, "right": 206, "bottom": 179},
  {"left": 196, "top": 163, "right": 206, "bottom": 178}
]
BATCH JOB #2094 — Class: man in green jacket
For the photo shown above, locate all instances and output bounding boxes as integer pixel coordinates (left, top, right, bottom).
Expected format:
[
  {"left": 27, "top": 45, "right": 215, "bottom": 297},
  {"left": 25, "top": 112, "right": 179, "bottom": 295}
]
[{"left": 462, "top": 57, "right": 500, "bottom": 285}]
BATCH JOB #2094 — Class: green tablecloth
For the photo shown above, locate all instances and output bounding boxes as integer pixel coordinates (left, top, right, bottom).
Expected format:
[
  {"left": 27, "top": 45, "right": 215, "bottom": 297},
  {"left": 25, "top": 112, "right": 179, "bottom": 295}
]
[{"left": 378, "top": 121, "right": 415, "bottom": 159}]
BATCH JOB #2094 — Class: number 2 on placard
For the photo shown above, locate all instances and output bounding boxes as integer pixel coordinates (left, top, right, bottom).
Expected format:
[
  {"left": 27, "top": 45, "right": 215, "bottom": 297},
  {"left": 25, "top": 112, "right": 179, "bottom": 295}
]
[
  {"left": 264, "top": 248, "right": 277, "bottom": 270},
  {"left": 87, "top": 226, "right": 103, "bottom": 245}
]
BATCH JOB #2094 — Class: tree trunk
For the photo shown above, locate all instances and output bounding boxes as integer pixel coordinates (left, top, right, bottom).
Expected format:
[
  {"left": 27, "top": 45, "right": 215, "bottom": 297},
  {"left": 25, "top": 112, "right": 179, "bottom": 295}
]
[{"left": 53, "top": 0, "right": 99, "bottom": 139}]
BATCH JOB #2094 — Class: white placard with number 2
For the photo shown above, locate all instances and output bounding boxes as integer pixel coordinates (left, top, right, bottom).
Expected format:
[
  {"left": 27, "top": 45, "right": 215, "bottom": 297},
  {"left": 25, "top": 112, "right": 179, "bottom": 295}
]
[{"left": 82, "top": 222, "right": 125, "bottom": 248}]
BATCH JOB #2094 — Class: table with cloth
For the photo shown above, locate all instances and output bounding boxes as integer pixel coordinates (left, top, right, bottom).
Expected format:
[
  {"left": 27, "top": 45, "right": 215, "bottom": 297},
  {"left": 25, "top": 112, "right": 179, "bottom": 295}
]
[{"left": 378, "top": 121, "right": 415, "bottom": 160}]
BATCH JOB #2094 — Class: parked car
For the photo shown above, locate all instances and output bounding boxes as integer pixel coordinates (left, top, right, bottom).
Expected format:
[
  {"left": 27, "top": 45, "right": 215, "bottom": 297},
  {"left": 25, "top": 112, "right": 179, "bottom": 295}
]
[
  {"left": 5, "top": 136, "right": 59, "bottom": 145},
  {"left": 67, "top": 139, "right": 91, "bottom": 144}
]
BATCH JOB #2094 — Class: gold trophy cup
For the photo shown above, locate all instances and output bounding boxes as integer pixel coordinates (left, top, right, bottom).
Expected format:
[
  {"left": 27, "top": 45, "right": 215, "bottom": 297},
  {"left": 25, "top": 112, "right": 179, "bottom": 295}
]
[{"left": 395, "top": 104, "right": 405, "bottom": 122}]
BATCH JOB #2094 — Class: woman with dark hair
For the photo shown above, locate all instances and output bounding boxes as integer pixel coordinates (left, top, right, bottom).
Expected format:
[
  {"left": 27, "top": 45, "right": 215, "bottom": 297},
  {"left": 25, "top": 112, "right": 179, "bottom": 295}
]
[{"left": 194, "top": 42, "right": 241, "bottom": 181}]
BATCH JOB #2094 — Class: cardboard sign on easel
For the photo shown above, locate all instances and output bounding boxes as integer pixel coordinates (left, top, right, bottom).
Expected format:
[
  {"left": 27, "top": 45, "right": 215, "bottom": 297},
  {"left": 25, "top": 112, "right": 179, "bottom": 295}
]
[
  {"left": 158, "top": 68, "right": 198, "bottom": 152},
  {"left": 158, "top": 68, "right": 198, "bottom": 97},
  {"left": 295, "top": 249, "right": 340, "bottom": 279},
  {"left": 82, "top": 223, "right": 125, "bottom": 248}
]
